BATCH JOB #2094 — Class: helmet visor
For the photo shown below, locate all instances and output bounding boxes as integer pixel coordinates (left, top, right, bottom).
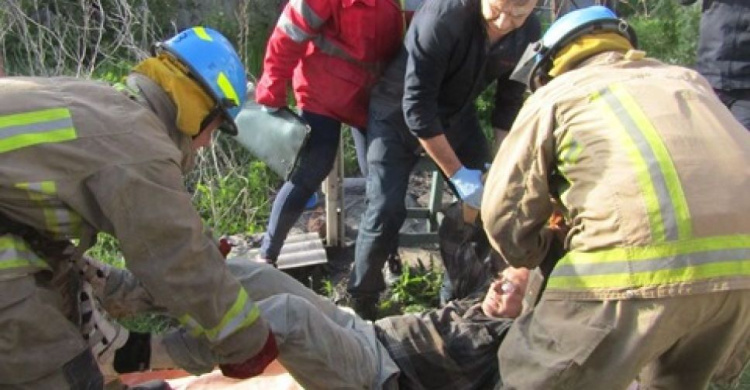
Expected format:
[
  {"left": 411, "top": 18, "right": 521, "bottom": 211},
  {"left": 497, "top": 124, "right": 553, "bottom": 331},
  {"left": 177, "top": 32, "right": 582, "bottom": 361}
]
[{"left": 509, "top": 42, "right": 541, "bottom": 87}]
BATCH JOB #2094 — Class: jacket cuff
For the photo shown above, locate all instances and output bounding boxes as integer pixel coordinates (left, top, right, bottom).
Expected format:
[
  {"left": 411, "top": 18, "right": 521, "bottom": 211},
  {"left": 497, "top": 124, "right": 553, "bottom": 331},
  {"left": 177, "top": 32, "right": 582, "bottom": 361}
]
[{"left": 255, "top": 76, "right": 287, "bottom": 107}]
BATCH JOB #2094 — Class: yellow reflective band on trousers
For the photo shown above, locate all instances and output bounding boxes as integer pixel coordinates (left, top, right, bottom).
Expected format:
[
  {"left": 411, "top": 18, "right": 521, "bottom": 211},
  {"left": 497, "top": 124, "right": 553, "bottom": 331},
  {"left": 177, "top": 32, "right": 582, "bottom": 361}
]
[
  {"left": 15, "top": 181, "right": 82, "bottom": 239},
  {"left": 547, "top": 235, "right": 750, "bottom": 290},
  {"left": 179, "top": 287, "right": 261, "bottom": 343},
  {"left": 592, "top": 84, "right": 692, "bottom": 242},
  {"left": 0, "top": 235, "right": 51, "bottom": 271},
  {"left": 0, "top": 108, "right": 77, "bottom": 153}
]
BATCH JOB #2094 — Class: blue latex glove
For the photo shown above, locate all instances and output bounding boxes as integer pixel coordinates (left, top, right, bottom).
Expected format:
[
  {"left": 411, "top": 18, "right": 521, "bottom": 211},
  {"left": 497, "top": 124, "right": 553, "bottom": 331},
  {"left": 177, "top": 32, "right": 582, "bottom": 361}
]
[{"left": 450, "top": 166, "right": 484, "bottom": 209}]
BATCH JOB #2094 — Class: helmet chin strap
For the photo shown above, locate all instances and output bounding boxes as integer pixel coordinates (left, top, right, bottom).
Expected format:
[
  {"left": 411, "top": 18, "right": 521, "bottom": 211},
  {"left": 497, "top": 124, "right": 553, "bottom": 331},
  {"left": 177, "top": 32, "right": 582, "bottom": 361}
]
[{"left": 194, "top": 107, "right": 225, "bottom": 139}]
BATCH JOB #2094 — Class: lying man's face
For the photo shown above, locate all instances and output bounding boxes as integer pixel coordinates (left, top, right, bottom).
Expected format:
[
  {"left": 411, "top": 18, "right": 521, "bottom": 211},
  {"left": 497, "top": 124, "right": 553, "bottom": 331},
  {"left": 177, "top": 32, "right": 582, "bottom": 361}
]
[{"left": 481, "top": 267, "right": 530, "bottom": 319}]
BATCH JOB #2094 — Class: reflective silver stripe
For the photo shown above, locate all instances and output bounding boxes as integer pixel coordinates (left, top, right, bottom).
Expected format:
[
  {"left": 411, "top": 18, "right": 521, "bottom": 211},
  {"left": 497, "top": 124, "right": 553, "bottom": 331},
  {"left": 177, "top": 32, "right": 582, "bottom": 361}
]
[
  {"left": 278, "top": 13, "right": 316, "bottom": 43},
  {"left": 0, "top": 117, "right": 73, "bottom": 139},
  {"left": 288, "top": 0, "right": 324, "bottom": 29},
  {"left": 215, "top": 299, "right": 258, "bottom": 342},
  {"left": 553, "top": 247, "right": 750, "bottom": 277},
  {"left": 314, "top": 35, "right": 352, "bottom": 60},
  {"left": 600, "top": 88, "right": 679, "bottom": 241},
  {"left": 313, "top": 35, "right": 382, "bottom": 75}
]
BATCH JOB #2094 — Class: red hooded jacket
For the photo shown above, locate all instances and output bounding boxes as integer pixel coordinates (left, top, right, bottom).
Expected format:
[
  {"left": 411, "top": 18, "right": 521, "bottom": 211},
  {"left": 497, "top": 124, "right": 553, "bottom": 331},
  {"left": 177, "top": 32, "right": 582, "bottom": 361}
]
[{"left": 255, "top": 0, "right": 417, "bottom": 128}]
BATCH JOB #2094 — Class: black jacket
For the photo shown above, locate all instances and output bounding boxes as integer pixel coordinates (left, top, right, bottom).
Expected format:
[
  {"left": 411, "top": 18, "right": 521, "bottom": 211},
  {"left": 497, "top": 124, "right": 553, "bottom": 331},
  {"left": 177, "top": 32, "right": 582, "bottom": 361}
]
[
  {"left": 375, "top": 299, "right": 512, "bottom": 390},
  {"left": 681, "top": 0, "right": 750, "bottom": 90},
  {"left": 370, "top": 0, "right": 541, "bottom": 140}
]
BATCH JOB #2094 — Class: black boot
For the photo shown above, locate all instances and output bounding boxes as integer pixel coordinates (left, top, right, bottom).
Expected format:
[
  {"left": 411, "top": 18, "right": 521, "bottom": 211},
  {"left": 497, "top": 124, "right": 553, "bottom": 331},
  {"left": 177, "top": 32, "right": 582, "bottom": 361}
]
[
  {"left": 352, "top": 297, "right": 379, "bottom": 321},
  {"left": 384, "top": 253, "right": 403, "bottom": 286}
]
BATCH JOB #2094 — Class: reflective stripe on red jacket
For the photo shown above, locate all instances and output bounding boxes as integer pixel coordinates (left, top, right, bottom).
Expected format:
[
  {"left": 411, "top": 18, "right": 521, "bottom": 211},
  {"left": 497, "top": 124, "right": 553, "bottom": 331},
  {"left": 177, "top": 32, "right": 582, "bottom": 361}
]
[{"left": 256, "top": 0, "right": 419, "bottom": 128}]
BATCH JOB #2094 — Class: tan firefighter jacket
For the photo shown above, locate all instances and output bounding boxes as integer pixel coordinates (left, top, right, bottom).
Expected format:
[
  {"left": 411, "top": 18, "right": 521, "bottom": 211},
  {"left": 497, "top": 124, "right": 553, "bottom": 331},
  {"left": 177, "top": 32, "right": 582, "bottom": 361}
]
[
  {"left": 482, "top": 51, "right": 750, "bottom": 300},
  {"left": 0, "top": 75, "right": 270, "bottom": 362}
]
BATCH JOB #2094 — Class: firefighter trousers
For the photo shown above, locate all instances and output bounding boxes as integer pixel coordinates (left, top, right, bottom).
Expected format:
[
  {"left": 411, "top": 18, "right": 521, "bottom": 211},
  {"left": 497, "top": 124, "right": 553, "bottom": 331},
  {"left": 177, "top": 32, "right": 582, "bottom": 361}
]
[{"left": 498, "top": 290, "right": 750, "bottom": 390}]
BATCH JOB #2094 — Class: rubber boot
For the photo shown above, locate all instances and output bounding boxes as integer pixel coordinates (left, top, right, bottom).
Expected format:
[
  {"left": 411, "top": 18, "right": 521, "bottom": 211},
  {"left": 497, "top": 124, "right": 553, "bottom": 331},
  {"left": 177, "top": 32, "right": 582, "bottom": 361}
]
[{"left": 352, "top": 297, "right": 379, "bottom": 321}]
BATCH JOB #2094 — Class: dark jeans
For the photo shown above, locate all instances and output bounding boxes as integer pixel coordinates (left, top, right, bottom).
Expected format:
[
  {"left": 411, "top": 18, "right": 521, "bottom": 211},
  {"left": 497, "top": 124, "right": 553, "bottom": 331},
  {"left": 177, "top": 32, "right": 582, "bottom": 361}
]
[
  {"left": 348, "top": 105, "right": 489, "bottom": 299},
  {"left": 715, "top": 88, "right": 750, "bottom": 130},
  {"left": 261, "top": 111, "right": 366, "bottom": 261},
  {"left": 351, "top": 126, "right": 368, "bottom": 177}
]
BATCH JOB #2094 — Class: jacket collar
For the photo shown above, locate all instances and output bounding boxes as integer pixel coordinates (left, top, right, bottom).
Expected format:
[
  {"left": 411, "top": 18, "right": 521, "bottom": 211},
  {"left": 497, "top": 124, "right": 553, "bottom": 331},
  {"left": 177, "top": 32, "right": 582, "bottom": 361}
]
[{"left": 125, "top": 73, "right": 195, "bottom": 172}]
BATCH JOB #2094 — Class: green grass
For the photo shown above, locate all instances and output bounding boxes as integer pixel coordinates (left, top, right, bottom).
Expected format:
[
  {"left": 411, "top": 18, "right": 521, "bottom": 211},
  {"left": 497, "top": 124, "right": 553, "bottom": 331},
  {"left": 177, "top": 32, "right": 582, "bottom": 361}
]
[{"left": 379, "top": 258, "right": 443, "bottom": 317}]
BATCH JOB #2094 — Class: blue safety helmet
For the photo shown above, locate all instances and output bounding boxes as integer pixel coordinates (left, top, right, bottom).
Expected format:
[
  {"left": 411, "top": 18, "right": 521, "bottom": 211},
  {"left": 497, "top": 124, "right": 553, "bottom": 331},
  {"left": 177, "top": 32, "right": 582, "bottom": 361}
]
[
  {"left": 154, "top": 26, "right": 247, "bottom": 135},
  {"left": 510, "top": 6, "right": 637, "bottom": 91}
]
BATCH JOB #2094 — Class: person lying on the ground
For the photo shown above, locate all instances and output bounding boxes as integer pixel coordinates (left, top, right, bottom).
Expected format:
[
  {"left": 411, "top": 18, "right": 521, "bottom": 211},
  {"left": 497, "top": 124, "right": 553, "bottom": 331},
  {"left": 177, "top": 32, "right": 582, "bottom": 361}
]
[{"left": 83, "top": 255, "right": 532, "bottom": 390}]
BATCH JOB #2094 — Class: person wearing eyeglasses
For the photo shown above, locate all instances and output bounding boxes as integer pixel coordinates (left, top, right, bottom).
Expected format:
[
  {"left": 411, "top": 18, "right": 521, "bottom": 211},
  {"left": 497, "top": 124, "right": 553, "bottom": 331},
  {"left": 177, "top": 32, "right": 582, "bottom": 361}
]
[{"left": 348, "top": 0, "right": 542, "bottom": 320}]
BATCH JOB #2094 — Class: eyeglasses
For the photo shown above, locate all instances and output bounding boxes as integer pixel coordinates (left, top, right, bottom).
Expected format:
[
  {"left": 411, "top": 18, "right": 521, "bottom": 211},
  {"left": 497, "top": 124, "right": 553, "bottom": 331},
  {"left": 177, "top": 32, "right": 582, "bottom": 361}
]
[
  {"left": 500, "top": 279, "right": 517, "bottom": 294},
  {"left": 485, "top": 0, "right": 534, "bottom": 22}
]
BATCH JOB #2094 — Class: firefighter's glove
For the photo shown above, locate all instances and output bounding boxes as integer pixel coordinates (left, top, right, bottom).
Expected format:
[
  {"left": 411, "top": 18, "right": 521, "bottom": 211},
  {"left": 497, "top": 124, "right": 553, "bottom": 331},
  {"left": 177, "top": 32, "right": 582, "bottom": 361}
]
[
  {"left": 450, "top": 166, "right": 484, "bottom": 209},
  {"left": 219, "top": 330, "right": 279, "bottom": 379}
]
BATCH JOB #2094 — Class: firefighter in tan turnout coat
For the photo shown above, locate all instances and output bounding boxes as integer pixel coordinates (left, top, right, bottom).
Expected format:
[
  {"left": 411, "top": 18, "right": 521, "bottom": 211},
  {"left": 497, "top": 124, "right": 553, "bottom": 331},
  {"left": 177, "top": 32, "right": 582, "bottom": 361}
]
[
  {"left": 0, "top": 27, "right": 278, "bottom": 388},
  {"left": 482, "top": 6, "right": 750, "bottom": 390}
]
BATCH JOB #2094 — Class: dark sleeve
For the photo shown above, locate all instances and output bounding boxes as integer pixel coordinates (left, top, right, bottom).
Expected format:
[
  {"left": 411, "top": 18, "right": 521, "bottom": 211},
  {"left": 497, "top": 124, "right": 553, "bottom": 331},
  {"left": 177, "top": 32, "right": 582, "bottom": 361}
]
[
  {"left": 491, "top": 76, "right": 527, "bottom": 130},
  {"left": 491, "top": 17, "right": 542, "bottom": 130},
  {"left": 402, "top": 3, "right": 457, "bottom": 138}
]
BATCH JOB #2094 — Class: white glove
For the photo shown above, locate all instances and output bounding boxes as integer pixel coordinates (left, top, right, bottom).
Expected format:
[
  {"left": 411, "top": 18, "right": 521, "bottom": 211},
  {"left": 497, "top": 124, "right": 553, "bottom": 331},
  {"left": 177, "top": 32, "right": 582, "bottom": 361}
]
[{"left": 450, "top": 166, "right": 484, "bottom": 209}]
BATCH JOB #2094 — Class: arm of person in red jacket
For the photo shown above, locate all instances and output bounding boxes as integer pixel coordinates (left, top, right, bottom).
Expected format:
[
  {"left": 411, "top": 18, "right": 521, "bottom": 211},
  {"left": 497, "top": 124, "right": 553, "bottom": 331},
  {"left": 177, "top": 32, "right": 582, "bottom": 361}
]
[{"left": 255, "top": 0, "right": 335, "bottom": 108}]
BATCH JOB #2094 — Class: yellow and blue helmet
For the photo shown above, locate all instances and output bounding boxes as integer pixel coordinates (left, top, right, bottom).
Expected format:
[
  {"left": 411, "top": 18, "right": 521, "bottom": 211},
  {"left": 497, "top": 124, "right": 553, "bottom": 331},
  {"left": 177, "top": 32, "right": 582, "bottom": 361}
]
[
  {"left": 511, "top": 6, "right": 637, "bottom": 91},
  {"left": 155, "top": 26, "right": 247, "bottom": 135}
]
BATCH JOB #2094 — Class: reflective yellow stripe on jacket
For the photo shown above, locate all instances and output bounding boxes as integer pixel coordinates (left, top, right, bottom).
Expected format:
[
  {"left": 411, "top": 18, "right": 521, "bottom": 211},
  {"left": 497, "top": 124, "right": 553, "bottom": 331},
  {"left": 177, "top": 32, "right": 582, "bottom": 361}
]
[
  {"left": 0, "top": 108, "right": 77, "bottom": 153},
  {"left": 548, "top": 235, "right": 750, "bottom": 290},
  {"left": 15, "top": 181, "right": 83, "bottom": 240},
  {"left": 1, "top": 108, "right": 80, "bottom": 273},
  {"left": 0, "top": 235, "right": 51, "bottom": 272},
  {"left": 179, "top": 287, "right": 261, "bottom": 343},
  {"left": 548, "top": 83, "right": 742, "bottom": 291},
  {"left": 595, "top": 83, "right": 692, "bottom": 242}
]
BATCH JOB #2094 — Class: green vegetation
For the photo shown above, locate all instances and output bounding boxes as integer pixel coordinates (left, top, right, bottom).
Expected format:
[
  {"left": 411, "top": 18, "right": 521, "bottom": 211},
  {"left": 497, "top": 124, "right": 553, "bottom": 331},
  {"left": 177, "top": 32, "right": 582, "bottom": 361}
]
[
  {"left": 626, "top": 0, "right": 701, "bottom": 66},
  {"left": 380, "top": 258, "right": 444, "bottom": 316}
]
